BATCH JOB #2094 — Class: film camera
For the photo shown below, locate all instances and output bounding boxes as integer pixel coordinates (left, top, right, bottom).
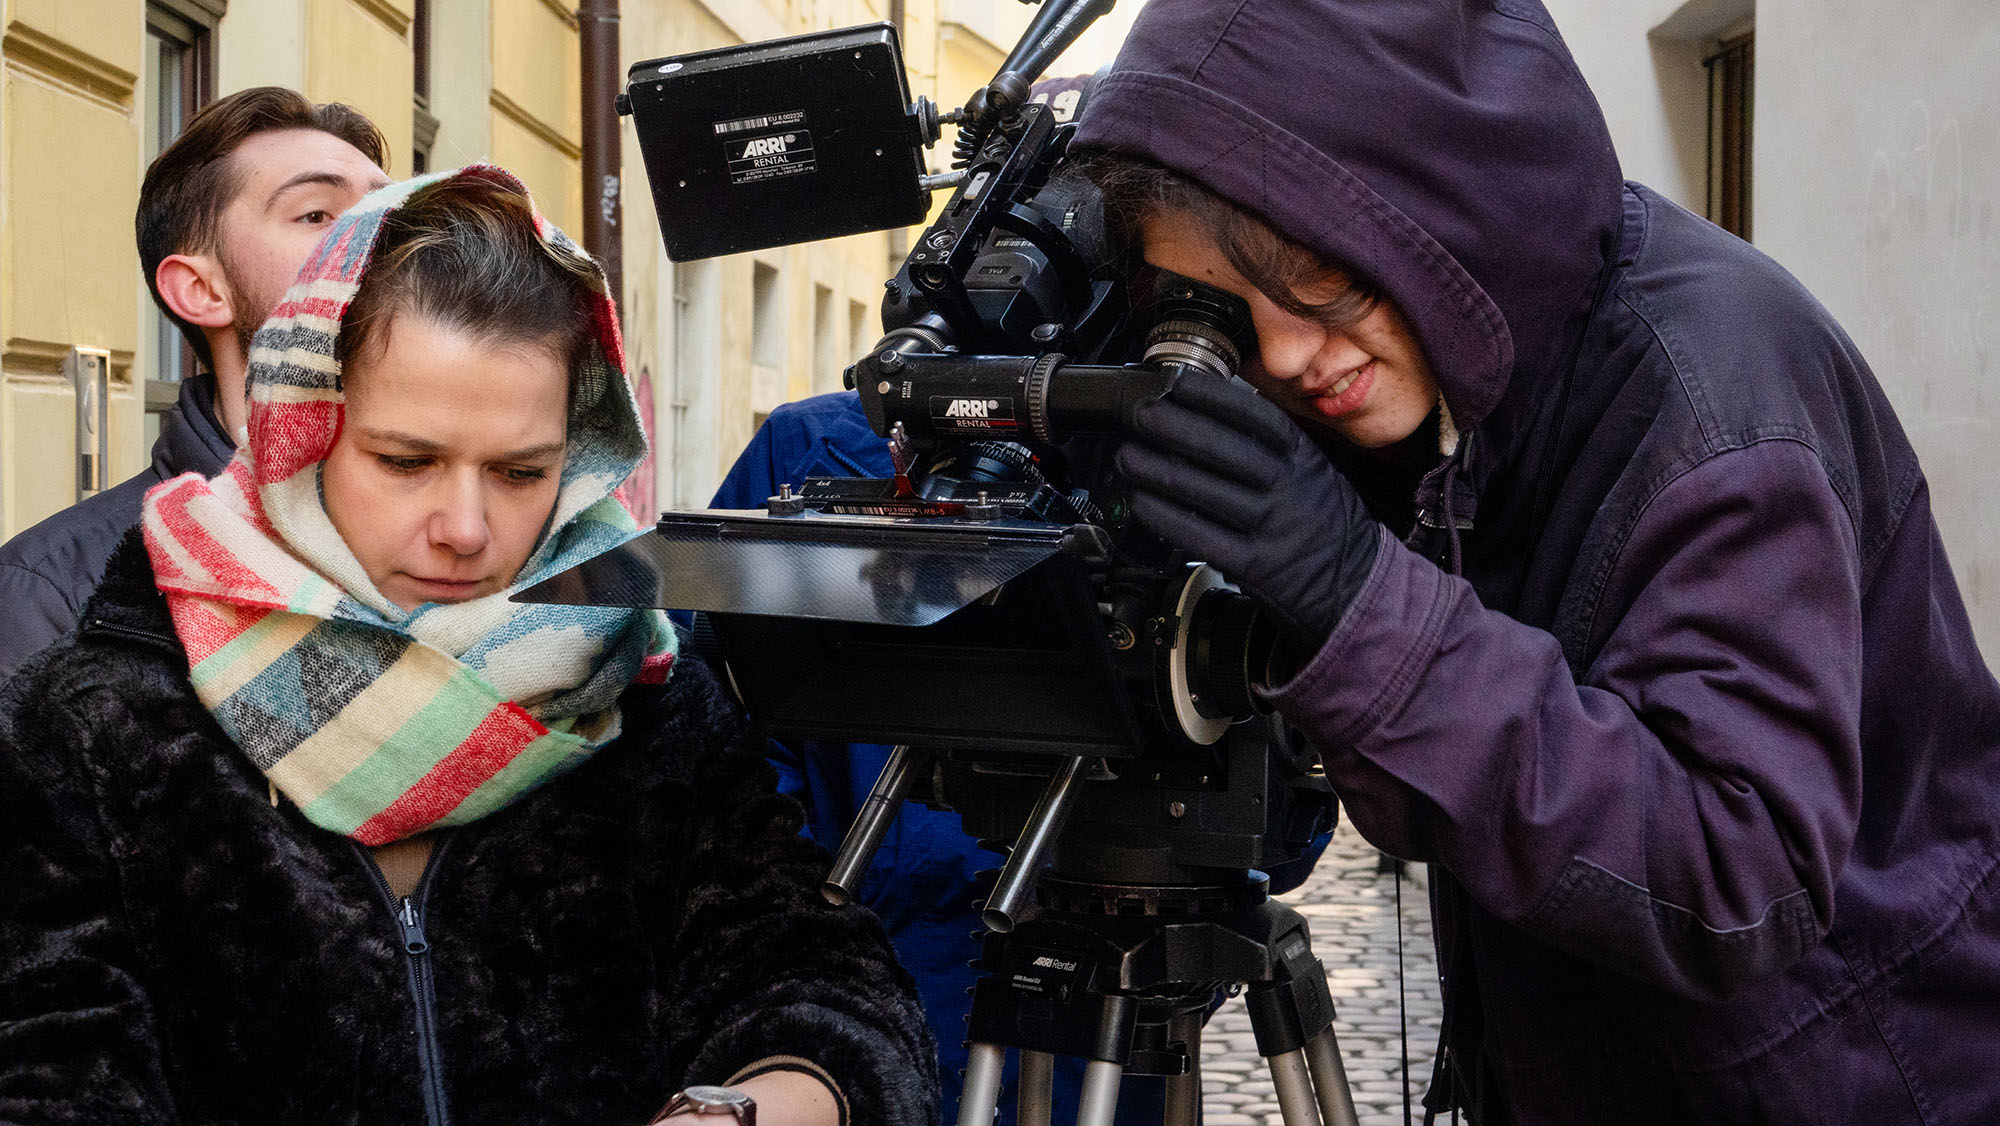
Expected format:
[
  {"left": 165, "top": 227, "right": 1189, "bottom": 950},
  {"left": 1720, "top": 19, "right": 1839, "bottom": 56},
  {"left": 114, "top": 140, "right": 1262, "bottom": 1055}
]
[{"left": 522, "top": 5, "right": 1360, "bottom": 1124}]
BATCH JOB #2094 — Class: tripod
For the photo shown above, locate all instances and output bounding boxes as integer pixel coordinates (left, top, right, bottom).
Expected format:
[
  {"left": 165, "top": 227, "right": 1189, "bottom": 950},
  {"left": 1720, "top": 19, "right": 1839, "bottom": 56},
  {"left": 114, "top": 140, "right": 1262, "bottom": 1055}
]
[
  {"left": 957, "top": 871, "right": 1359, "bottom": 1126},
  {"left": 825, "top": 746, "right": 1359, "bottom": 1126}
]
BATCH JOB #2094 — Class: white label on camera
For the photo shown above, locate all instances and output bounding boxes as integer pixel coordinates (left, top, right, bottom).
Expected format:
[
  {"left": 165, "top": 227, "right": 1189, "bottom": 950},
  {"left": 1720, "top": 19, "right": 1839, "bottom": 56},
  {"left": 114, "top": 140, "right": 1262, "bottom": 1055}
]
[
  {"left": 931, "top": 395, "right": 1017, "bottom": 432},
  {"left": 725, "top": 129, "right": 817, "bottom": 185}
]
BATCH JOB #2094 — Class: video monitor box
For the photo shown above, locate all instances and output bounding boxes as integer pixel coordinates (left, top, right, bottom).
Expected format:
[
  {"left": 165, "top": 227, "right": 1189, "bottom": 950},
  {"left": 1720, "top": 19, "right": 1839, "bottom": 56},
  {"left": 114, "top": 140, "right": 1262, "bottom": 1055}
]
[{"left": 622, "top": 23, "right": 930, "bottom": 261}]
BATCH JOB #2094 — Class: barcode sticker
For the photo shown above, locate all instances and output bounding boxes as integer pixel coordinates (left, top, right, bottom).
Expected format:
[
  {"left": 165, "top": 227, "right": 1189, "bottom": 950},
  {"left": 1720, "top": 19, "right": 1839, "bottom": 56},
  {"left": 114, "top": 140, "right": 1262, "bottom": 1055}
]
[{"left": 713, "top": 109, "right": 808, "bottom": 136}]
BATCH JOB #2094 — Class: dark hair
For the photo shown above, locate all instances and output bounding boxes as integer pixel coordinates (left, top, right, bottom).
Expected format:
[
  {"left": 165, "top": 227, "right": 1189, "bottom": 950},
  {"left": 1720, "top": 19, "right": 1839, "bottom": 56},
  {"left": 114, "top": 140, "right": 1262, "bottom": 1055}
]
[
  {"left": 137, "top": 87, "right": 388, "bottom": 369},
  {"left": 337, "top": 175, "right": 603, "bottom": 403},
  {"left": 1076, "top": 150, "right": 1382, "bottom": 328}
]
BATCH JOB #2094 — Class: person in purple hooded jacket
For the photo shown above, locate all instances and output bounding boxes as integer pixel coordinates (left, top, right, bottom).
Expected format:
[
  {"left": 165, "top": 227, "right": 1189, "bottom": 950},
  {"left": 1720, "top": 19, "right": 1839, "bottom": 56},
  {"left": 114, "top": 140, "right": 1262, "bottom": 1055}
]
[{"left": 1066, "top": 0, "right": 2000, "bottom": 1122}]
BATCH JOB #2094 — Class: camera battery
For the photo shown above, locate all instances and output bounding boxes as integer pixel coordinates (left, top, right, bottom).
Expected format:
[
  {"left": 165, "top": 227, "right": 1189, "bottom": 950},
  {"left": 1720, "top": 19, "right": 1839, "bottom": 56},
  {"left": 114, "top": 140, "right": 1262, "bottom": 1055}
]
[{"left": 623, "top": 23, "right": 929, "bottom": 261}]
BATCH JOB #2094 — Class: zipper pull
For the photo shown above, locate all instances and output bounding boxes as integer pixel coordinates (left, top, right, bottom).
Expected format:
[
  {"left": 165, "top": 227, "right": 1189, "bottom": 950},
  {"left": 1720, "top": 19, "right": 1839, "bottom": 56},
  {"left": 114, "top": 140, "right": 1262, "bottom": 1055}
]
[{"left": 399, "top": 897, "right": 429, "bottom": 955}]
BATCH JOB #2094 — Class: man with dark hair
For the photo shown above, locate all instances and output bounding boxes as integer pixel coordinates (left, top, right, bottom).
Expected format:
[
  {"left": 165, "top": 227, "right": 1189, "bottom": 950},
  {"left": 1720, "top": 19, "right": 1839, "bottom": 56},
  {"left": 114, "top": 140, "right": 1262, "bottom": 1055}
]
[{"left": 0, "top": 86, "right": 389, "bottom": 681}]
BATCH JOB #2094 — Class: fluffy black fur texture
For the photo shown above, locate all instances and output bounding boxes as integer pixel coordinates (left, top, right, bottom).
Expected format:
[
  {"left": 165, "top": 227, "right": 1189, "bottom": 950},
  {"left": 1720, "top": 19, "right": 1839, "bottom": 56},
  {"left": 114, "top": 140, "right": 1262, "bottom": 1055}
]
[{"left": 0, "top": 532, "right": 938, "bottom": 1125}]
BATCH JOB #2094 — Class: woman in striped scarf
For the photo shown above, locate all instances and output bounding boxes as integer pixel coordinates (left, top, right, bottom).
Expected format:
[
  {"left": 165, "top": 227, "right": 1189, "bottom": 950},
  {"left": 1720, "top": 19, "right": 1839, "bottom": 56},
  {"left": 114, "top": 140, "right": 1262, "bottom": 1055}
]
[{"left": 0, "top": 166, "right": 936, "bottom": 1125}]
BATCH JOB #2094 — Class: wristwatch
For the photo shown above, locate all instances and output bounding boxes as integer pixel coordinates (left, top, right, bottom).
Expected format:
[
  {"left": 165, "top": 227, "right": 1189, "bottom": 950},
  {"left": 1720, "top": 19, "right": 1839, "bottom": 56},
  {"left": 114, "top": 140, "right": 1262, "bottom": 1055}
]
[{"left": 652, "top": 1084, "right": 756, "bottom": 1124}]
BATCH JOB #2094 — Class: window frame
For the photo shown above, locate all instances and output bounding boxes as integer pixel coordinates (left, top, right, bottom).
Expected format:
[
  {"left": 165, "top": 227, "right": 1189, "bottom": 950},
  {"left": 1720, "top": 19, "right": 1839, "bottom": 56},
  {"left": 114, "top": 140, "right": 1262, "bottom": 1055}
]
[
  {"left": 412, "top": 0, "right": 438, "bottom": 173},
  {"left": 1703, "top": 30, "right": 1754, "bottom": 240},
  {"left": 143, "top": 0, "right": 222, "bottom": 415}
]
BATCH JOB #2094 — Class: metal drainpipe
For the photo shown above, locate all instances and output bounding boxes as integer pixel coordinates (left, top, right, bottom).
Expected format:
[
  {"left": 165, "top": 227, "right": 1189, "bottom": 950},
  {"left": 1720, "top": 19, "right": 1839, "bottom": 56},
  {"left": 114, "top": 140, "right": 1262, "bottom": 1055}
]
[{"left": 579, "top": 0, "right": 623, "bottom": 316}]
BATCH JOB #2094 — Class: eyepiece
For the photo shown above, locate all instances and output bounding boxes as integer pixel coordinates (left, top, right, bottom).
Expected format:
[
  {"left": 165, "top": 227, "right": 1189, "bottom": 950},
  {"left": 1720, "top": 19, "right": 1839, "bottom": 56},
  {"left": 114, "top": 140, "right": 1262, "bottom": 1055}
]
[{"left": 1143, "top": 276, "right": 1256, "bottom": 383}]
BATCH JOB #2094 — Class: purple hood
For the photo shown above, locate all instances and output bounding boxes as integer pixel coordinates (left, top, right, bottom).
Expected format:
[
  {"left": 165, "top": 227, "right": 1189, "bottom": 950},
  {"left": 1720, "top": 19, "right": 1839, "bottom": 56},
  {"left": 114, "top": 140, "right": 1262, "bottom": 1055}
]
[{"left": 1076, "top": 0, "right": 1625, "bottom": 437}]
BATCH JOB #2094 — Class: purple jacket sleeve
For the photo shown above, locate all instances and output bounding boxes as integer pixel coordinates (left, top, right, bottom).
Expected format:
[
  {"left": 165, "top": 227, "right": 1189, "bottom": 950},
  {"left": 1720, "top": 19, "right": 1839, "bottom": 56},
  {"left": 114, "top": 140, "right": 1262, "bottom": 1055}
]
[{"left": 1269, "top": 439, "right": 1863, "bottom": 1001}]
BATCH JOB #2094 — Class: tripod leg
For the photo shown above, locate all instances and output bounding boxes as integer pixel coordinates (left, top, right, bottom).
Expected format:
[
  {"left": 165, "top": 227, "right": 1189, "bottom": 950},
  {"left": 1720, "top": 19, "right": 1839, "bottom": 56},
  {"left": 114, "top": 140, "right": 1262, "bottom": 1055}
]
[
  {"left": 1018, "top": 1050, "right": 1054, "bottom": 1126},
  {"left": 959, "top": 1042, "right": 1006, "bottom": 1126},
  {"left": 1164, "top": 1007, "right": 1202, "bottom": 1126},
  {"left": 1074, "top": 1060, "right": 1124, "bottom": 1126},
  {"left": 1268, "top": 1049, "right": 1323, "bottom": 1126},
  {"left": 1304, "top": 1027, "right": 1360, "bottom": 1126}
]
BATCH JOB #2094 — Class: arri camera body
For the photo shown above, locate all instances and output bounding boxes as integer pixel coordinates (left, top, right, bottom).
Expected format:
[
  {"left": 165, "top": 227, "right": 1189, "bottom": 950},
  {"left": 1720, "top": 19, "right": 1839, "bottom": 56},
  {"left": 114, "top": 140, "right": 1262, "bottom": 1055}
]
[
  {"left": 572, "top": 7, "right": 1332, "bottom": 893},
  {"left": 527, "top": 6, "right": 1360, "bottom": 1123}
]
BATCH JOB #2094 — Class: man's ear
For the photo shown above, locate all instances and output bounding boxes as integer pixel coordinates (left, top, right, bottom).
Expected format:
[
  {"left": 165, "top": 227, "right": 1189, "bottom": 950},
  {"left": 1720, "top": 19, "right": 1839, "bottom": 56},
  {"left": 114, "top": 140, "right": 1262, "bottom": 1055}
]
[{"left": 155, "top": 253, "right": 236, "bottom": 329}]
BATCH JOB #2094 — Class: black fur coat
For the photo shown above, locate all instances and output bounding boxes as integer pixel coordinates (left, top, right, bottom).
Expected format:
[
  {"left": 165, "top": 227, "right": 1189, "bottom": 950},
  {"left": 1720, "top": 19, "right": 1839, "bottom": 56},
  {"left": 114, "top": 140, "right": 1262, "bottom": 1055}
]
[{"left": 0, "top": 534, "right": 937, "bottom": 1125}]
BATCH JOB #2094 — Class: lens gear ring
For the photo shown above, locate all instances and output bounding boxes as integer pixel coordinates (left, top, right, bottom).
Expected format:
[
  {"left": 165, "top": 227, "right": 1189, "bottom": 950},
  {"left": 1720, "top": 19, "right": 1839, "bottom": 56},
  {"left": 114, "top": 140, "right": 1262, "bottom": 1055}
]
[{"left": 1024, "top": 352, "right": 1065, "bottom": 445}]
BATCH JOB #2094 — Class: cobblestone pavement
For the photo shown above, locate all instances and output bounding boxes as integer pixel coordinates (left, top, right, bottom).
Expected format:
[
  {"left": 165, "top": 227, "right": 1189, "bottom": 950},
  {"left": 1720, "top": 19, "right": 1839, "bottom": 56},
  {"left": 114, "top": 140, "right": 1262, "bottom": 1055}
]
[{"left": 1200, "top": 816, "right": 1442, "bottom": 1126}]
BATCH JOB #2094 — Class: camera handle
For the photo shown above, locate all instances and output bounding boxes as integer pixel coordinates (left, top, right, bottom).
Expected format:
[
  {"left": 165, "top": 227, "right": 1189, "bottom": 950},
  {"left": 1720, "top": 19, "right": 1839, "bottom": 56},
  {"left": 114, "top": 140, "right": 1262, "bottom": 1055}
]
[{"left": 954, "top": 0, "right": 1118, "bottom": 168}]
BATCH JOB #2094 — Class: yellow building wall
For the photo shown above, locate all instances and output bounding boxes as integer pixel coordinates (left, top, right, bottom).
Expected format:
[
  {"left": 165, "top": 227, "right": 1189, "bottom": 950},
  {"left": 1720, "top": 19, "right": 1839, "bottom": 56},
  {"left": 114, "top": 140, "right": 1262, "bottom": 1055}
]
[
  {"left": 490, "top": 0, "right": 582, "bottom": 232},
  {"left": 0, "top": 0, "right": 144, "bottom": 535},
  {"left": 214, "top": 0, "right": 307, "bottom": 93},
  {"left": 306, "top": 0, "right": 414, "bottom": 176},
  {"left": 926, "top": 7, "right": 1013, "bottom": 224},
  {"left": 422, "top": 0, "right": 493, "bottom": 171}
]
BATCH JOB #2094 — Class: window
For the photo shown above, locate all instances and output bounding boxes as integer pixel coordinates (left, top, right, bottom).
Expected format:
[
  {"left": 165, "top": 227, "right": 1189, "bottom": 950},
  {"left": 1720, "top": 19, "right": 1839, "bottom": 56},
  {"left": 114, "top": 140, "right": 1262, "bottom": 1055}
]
[
  {"left": 670, "top": 262, "right": 694, "bottom": 507},
  {"left": 750, "top": 262, "right": 784, "bottom": 431},
  {"left": 412, "top": 0, "right": 438, "bottom": 173},
  {"left": 812, "top": 283, "right": 835, "bottom": 394},
  {"left": 143, "top": 0, "right": 220, "bottom": 420},
  {"left": 1705, "top": 31, "right": 1753, "bottom": 240},
  {"left": 751, "top": 262, "right": 783, "bottom": 368},
  {"left": 849, "top": 297, "right": 871, "bottom": 367},
  {"left": 671, "top": 258, "right": 722, "bottom": 507}
]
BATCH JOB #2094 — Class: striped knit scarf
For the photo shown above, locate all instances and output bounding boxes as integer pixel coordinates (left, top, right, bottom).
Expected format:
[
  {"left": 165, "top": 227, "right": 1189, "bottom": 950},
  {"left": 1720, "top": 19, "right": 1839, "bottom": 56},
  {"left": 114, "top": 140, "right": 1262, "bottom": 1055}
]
[{"left": 141, "top": 165, "right": 675, "bottom": 846}]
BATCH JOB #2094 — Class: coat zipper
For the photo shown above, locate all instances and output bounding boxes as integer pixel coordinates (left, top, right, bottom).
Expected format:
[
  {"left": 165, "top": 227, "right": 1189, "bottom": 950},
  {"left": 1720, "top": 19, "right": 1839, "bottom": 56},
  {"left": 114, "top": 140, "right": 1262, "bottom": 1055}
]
[
  {"left": 86, "top": 611, "right": 458, "bottom": 1117},
  {"left": 82, "top": 616, "right": 182, "bottom": 653},
  {"left": 398, "top": 895, "right": 447, "bottom": 1126},
  {"left": 357, "top": 838, "right": 456, "bottom": 1126},
  {"left": 819, "top": 436, "right": 875, "bottom": 477}
]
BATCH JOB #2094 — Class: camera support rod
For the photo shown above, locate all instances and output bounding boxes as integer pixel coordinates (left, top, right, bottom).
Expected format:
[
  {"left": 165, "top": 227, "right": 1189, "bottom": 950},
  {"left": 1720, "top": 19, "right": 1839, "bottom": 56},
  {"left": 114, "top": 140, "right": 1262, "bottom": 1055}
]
[
  {"left": 822, "top": 745, "right": 927, "bottom": 906},
  {"left": 982, "top": 754, "right": 1091, "bottom": 932},
  {"left": 966, "top": 1043, "right": 1122, "bottom": 1126},
  {"left": 955, "top": 0, "right": 1116, "bottom": 168}
]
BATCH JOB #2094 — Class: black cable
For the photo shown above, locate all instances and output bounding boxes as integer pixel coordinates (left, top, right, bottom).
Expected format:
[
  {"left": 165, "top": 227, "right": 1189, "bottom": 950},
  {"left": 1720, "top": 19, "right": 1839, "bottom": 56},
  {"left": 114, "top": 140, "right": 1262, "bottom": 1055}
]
[{"left": 1398, "top": 863, "right": 1413, "bottom": 1126}]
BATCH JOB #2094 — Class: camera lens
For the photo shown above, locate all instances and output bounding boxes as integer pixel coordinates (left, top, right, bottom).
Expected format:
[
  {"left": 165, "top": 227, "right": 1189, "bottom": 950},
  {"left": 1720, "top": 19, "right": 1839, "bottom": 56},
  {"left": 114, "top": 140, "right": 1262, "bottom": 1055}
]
[{"left": 1184, "top": 587, "right": 1282, "bottom": 721}]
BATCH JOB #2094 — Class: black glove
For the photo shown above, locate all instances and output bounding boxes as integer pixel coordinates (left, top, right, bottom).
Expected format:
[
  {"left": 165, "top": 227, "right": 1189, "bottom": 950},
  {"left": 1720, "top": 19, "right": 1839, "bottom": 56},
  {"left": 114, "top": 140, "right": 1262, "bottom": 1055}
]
[{"left": 1116, "top": 369, "right": 1380, "bottom": 648}]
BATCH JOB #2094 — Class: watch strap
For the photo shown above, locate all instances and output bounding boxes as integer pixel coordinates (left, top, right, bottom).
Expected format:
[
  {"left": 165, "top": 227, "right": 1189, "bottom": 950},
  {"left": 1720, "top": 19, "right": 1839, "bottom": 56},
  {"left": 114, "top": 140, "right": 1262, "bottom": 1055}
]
[
  {"left": 726, "top": 1056, "right": 846, "bottom": 1126},
  {"left": 648, "top": 1084, "right": 754, "bottom": 1124}
]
